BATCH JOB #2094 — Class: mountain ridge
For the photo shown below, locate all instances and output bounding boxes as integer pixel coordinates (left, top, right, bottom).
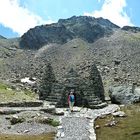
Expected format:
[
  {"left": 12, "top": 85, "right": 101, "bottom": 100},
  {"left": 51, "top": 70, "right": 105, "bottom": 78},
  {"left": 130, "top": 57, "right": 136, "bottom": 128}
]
[{"left": 19, "top": 16, "right": 120, "bottom": 49}]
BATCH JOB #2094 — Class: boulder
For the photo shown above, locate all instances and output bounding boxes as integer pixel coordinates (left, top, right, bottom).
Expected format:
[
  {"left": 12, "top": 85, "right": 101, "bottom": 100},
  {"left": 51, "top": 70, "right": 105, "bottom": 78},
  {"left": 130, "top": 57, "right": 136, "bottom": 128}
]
[
  {"left": 112, "top": 111, "right": 126, "bottom": 117},
  {"left": 55, "top": 108, "right": 64, "bottom": 115},
  {"left": 10, "top": 115, "right": 25, "bottom": 125},
  {"left": 104, "top": 120, "right": 118, "bottom": 127},
  {"left": 109, "top": 86, "right": 140, "bottom": 104}
]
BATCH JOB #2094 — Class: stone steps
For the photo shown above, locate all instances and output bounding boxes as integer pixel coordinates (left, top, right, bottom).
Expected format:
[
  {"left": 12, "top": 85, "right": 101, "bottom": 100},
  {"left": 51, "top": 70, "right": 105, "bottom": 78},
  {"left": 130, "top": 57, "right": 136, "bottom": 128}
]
[
  {"left": 87, "top": 98, "right": 101, "bottom": 102},
  {"left": 45, "top": 95, "right": 61, "bottom": 101},
  {"left": 46, "top": 95, "right": 61, "bottom": 100},
  {"left": 88, "top": 100, "right": 102, "bottom": 105},
  {"left": 45, "top": 98, "right": 60, "bottom": 102},
  {"left": 86, "top": 96, "right": 101, "bottom": 102},
  {"left": 89, "top": 102, "right": 108, "bottom": 109},
  {"left": 0, "top": 101, "right": 43, "bottom": 107}
]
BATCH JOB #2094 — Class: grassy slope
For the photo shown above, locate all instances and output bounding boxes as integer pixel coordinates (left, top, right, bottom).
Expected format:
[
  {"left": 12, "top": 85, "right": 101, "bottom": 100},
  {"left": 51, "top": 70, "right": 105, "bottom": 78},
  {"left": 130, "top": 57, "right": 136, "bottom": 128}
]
[
  {"left": 0, "top": 82, "right": 38, "bottom": 102},
  {"left": 95, "top": 104, "right": 140, "bottom": 140},
  {"left": 0, "top": 132, "right": 55, "bottom": 140}
]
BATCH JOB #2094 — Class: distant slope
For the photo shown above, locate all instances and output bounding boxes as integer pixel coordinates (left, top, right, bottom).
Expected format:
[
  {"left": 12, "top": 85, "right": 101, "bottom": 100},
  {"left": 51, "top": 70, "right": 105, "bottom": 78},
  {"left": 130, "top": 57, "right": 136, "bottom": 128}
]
[
  {"left": 32, "top": 29, "right": 140, "bottom": 93},
  {"left": 0, "top": 37, "right": 20, "bottom": 48}
]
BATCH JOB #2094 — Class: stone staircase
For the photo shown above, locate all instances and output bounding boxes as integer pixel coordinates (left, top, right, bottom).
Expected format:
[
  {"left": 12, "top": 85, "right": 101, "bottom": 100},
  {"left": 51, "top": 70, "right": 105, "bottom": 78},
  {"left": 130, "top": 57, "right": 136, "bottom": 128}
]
[
  {"left": 45, "top": 93, "right": 62, "bottom": 104},
  {"left": 85, "top": 95, "right": 107, "bottom": 109}
]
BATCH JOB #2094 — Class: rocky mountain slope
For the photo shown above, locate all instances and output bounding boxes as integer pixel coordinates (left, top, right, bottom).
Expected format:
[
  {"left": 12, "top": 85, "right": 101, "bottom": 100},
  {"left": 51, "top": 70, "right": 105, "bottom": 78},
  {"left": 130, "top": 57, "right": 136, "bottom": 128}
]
[
  {"left": 20, "top": 16, "right": 119, "bottom": 49},
  {"left": 0, "top": 16, "right": 140, "bottom": 95}
]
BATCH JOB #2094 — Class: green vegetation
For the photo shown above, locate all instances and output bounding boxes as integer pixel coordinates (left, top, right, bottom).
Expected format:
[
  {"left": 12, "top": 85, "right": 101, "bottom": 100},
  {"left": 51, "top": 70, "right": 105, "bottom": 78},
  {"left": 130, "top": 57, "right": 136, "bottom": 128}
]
[
  {"left": 0, "top": 82, "right": 38, "bottom": 102},
  {"left": 37, "top": 117, "right": 60, "bottom": 127},
  {"left": 123, "top": 32, "right": 140, "bottom": 42},
  {"left": 50, "top": 119, "right": 60, "bottom": 127},
  {"left": 95, "top": 104, "right": 140, "bottom": 140},
  {"left": 0, "top": 132, "right": 55, "bottom": 140},
  {"left": 0, "top": 82, "right": 8, "bottom": 89}
]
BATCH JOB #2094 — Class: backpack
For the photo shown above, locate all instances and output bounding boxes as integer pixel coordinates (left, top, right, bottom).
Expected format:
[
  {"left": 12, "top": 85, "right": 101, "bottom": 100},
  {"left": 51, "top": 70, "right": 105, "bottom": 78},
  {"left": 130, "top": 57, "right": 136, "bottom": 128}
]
[{"left": 70, "top": 95, "right": 75, "bottom": 102}]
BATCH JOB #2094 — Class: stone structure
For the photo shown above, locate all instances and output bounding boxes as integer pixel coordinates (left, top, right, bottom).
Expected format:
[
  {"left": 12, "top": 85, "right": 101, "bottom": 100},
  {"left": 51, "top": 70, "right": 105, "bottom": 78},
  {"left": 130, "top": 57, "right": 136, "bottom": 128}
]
[
  {"left": 40, "top": 64, "right": 106, "bottom": 109},
  {"left": 39, "top": 63, "right": 56, "bottom": 100}
]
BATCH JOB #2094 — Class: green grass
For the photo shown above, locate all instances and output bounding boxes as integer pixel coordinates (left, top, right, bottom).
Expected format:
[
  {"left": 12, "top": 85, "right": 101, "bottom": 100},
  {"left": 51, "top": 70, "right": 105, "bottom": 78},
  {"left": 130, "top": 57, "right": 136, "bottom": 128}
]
[
  {"left": 0, "top": 82, "right": 8, "bottom": 89},
  {"left": 0, "top": 82, "right": 38, "bottom": 102},
  {"left": 123, "top": 32, "right": 140, "bottom": 42},
  {"left": 95, "top": 104, "right": 140, "bottom": 140},
  {"left": 50, "top": 120, "right": 60, "bottom": 127},
  {"left": 0, "top": 132, "right": 55, "bottom": 140},
  {"left": 36, "top": 117, "right": 60, "bottom": 127}
]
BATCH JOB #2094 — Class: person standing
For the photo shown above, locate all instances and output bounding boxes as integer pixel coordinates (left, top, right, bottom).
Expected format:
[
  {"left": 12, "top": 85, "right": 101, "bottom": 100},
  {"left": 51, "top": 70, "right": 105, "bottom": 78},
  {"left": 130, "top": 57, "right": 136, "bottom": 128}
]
[{"left": 68, "top": 91, "right": 75, "bottom": 112}]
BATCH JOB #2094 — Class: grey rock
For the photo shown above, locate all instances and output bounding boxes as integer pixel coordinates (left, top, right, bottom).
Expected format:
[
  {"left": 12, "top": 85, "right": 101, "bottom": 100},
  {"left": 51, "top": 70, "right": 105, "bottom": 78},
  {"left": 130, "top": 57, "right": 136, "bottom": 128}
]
[
  {"left": 0, "top": 101, "right": 43, "bottom": 107},
  {"left": 55, "top": 109, "right": 65, "bottom": 116},
  {"left": 122, "top": 26, "right": 140, "bottom": 33},
  {"left": 109, "top": 86, "right": 140, "bottom": 104},
  {"left": 112, "top": 111, "right": 126, "bottom": 117},
  {"left": 104, "top": 120, "right": 118, "bottom": 127},
  {"left": 0, "top": 108, "right": 20, "bottom": 115},
  {"left": 10, "top": 115, "right": 25, "bottom": 125}
]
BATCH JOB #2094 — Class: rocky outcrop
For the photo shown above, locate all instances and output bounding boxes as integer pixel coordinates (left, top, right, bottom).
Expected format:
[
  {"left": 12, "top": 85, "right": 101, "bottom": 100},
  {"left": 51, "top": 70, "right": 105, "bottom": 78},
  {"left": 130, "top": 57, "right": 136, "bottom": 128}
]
[
  {"left": 20, "top": 16, "right": 119, "bottom": 49},
  {"left": 20, "top": 24, "right": 74, "bottom": 49},
  {"left": 122, "top": 26, "right": 140, "bottom": 33},
  {"left": 10, "top": 115, "right": 25, "bottom": 125},
  {"left": 109, "top": 86, "right": 140, "bottom": 104},
  {"left": 0, "top": 35, "right": 6, "bottom": 39}
]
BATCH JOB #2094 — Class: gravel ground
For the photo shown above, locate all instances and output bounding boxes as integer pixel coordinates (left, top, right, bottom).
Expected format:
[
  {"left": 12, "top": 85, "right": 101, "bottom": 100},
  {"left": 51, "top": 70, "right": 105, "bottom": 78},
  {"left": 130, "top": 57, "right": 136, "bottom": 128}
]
[
  {"left": 55, "top": 104, "right": 120, "bottom": 140},
  {"left": 58, "top": 116, "right": 90, "bottom": 140},
  {"left": 0, "top": 110, "right": 58, "bottom": 135},
  {"left": 0, "top": 104, "right": 119, "bottom": 139},
  {"left": 0, "top": 121, "right": 56, "bottom": 135}
]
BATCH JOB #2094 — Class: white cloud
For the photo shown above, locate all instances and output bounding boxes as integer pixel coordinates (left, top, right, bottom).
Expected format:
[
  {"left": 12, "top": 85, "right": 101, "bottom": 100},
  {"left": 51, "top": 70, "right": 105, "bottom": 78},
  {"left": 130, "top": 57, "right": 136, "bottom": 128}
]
[
  {"left": 84, "top": 0, "right": 133, "bottom": 27},
  {"left": 0, "top": 0, "right": 54, "bottom": 36}
]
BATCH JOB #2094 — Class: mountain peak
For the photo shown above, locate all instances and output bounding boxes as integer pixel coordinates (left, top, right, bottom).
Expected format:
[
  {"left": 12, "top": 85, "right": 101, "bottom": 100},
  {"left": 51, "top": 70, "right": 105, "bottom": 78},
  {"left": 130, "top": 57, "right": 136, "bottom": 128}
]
[
  {"left": 122, "top": 26, "right": 140, "bottom": 33},
  {"left": 0, "top": 35, "right": 6, "bottom": 39},
  {"left": 20, "top": 16, "right": 120, "bottom": 49}
]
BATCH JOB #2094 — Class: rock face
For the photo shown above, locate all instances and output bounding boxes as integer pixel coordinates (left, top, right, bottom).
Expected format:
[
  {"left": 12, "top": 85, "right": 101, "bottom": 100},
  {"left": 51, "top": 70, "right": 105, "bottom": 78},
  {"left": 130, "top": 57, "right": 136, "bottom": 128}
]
[
  {"left": 0, "top": 35, "right": 6, "bottom": 39},
  {"left": 122, "top": 26, "right": 140, "bottom": 33},
  {"left": 39, "top": 64, "right": 106, "bottom": 109},
  {"left": 109, "top": 86, "right": 140, "bottom": 104},
  {"left": 20, "top": 16, "right": 119, "bottom": 49}
]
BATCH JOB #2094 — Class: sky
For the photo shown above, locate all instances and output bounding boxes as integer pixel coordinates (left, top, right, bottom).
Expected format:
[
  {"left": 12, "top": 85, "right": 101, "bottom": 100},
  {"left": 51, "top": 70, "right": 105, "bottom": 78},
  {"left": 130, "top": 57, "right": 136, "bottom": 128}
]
[{"left": 0, "top": 0, "right": 140, "bottom": 38}]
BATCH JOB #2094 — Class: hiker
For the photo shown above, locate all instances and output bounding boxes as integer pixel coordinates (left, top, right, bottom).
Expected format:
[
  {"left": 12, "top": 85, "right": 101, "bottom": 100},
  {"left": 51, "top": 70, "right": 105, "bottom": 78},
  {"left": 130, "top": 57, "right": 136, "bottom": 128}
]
[{"left": 68, "top": 91, "right": 75, "bottom": 112}]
